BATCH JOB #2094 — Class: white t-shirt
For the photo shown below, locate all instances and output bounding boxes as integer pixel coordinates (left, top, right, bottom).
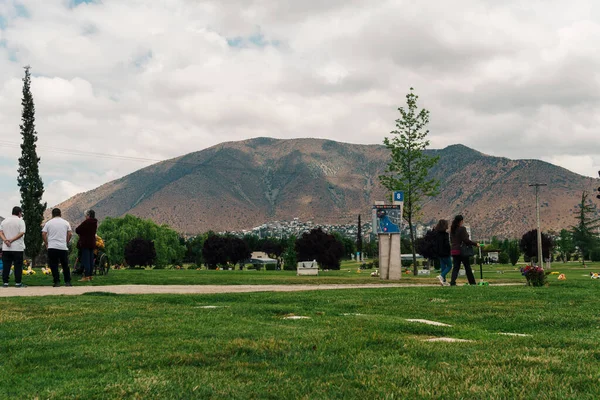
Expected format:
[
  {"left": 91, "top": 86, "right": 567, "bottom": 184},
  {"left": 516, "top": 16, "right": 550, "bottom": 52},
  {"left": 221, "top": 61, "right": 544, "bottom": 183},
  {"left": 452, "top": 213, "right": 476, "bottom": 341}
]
[
  {"left": 42, "top": 217, "right": 72, "bottom": 251},
  {"left": 0, "top": 215, "right": 26, "bottom": 252}
]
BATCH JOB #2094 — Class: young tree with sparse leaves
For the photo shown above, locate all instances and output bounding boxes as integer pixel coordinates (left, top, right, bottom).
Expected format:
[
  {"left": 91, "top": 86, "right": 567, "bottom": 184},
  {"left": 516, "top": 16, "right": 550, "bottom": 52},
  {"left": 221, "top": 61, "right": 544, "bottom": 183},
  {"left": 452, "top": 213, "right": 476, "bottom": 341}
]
[
  {"left": 379, "top": 88, "right": 439, "bottom": 275},
  {"left": 17, "top": 66, "right": 46, "bottom": 266}
]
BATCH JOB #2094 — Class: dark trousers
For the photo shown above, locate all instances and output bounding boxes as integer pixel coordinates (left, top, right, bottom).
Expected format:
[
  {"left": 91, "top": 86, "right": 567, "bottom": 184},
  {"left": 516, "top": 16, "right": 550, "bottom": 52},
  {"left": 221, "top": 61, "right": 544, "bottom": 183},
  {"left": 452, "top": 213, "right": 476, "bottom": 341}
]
[
  {"left": 48, "top": 248, "right": 71, "bottom": 284},
  {"left": 2, "top": 251, "right": 24, "bottom": 284},
  {"left": 451, "top": 255, "right": 476, "bottom": 285},
  {"left": 81, "top": 248, "right": 94, "bottom": 277}
]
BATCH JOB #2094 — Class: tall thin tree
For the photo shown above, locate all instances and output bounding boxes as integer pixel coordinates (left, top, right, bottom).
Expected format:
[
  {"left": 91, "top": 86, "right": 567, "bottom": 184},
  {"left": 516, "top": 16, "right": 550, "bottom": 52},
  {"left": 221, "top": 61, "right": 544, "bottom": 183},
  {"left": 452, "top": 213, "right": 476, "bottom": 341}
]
[
  {"left": 572, "top": 191, "right": 600, "bottom": 267},
  {"left": 379, "top": 88, "right": 439, "bottom": 275},
  {"left": 17, "top": 66, "right": 46, "bottom": 266},
  {"left": 356, "top": 214, "right": 362, "bottom": 261}
]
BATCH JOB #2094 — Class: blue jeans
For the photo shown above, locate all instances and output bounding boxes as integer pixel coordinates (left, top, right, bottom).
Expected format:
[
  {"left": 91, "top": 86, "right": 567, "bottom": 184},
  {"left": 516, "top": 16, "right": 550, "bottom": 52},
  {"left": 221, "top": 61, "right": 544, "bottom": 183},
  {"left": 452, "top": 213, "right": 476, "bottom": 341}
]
[
  {"left": 439, "top": 256, "right": 452, "bottom": 282},
  {"left": 81, "top": 248, "right": 95, "bottom": 277}
]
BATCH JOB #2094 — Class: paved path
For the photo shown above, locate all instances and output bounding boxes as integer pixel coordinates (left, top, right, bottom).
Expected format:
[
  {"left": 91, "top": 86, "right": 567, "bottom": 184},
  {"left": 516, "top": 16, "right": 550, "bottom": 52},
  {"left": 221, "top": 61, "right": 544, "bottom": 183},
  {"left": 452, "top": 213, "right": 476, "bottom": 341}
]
[{"left": 0, "top": 283, "right": 523, "bottom": 297}]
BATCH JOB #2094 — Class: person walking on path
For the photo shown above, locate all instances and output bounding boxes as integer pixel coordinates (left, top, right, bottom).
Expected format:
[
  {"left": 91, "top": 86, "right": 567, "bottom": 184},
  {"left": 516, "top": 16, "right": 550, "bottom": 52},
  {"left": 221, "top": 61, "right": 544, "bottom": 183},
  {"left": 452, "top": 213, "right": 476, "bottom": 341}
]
[
  {"left": 42, "top": 208, "right": 73, "bottom": 287},
  {"left": 0, "top": 206, "right": 27, "bottom": 288},
  {"left": 434, "top": 219, "right": 452, "bottom": 286},
  {"left": 75, "top": 210, "right": 97, "bottom": 282},
  {"left": 449, "top": 215, "right": 479, "bottom": 286}
]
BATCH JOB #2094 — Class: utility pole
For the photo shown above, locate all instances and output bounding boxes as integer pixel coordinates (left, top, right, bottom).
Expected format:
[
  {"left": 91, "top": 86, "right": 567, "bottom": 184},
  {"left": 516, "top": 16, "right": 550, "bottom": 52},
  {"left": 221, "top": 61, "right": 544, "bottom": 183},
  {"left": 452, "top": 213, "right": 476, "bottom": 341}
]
[{"left": 529, "top": 183, "right": 547, "bottom": 267}]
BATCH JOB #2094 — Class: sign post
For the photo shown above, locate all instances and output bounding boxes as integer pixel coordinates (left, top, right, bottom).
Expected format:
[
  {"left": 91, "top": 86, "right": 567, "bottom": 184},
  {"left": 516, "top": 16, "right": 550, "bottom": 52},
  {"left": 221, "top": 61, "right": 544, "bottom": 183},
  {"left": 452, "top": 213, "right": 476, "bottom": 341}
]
[
  {"left": 393, "top": 191, "right": 404, "bottom": 277},
  {"left": 373, "top": 203, "right": 402, "bottom": 280}
]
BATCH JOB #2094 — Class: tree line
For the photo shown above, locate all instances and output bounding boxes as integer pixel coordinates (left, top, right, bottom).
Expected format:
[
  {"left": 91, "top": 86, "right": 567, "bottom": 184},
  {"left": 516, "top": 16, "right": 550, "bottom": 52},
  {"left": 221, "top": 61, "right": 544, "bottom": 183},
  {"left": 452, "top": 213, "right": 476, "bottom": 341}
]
[{"left": 65, "top": 214, "right": 379, "bottom": 269}]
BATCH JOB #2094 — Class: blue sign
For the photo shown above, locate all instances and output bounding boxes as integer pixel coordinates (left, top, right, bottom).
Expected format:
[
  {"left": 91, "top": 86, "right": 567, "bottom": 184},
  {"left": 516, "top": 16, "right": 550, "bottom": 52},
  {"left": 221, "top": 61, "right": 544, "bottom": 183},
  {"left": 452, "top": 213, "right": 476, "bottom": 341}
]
[
  {"left": 393, "top": 191, "right": 404, "bottom": 202},
  {"left": 372, "top": 205, "right": 401, "bottom": 234}
]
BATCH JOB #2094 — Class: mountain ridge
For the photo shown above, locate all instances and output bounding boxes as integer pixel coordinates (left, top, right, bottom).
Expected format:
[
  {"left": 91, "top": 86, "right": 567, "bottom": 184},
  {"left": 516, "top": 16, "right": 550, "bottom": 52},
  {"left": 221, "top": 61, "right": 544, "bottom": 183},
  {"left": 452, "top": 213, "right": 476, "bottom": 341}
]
[{"left": 53, "top": 137, "right": 600, "bottom": 238}]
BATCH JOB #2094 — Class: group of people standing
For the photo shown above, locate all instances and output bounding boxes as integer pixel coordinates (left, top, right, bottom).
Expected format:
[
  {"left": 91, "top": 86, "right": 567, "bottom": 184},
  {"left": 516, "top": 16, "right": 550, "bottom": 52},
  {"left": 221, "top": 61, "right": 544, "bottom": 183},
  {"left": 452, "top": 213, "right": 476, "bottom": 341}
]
[
  {"left": 431, "top": 214, "right": 480, "bottom": 286},
  {"left": 0, "top": 206, "right": 98, "bottom": 288}
]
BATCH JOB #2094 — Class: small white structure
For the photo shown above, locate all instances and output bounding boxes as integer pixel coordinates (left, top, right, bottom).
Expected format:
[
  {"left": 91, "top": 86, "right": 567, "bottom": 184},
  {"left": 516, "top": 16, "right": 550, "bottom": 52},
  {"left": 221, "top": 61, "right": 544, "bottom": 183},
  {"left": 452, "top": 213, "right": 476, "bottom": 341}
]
[
  {"left": 297, "top": 260, "right": 319, "bottom": 276},
  {"left": 249, "top": 251, "right": 278, "bottom": 267},
  {"left": 488, "top": 252, "right": 499, "bottom": 262}
]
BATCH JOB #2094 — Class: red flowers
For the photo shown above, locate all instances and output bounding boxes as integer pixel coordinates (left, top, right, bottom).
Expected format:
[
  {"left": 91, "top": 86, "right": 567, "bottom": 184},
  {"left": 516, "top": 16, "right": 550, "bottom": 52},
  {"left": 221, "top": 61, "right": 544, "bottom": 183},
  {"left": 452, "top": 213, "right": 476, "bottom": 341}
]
[{"left": 520, "top": 265, "right": 547, "bottom": 287}]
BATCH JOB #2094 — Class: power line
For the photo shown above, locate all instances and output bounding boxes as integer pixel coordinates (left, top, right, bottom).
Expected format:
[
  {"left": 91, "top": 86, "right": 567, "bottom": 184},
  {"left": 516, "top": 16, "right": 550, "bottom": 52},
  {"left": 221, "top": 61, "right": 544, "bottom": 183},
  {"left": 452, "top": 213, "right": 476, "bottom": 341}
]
[{"left": 1, "top": 140, "right": 598, "bottom": 192}]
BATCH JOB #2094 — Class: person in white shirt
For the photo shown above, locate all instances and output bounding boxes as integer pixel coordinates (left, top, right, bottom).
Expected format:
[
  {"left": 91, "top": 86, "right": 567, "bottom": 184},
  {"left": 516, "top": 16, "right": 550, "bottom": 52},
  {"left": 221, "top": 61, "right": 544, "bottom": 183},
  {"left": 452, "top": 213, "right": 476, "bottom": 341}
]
[
  {"left": 0, "top": 206, "right": 27, "bottom": 288},
  {"left": 42, "top": 208, "right": 73, "bottom": 287}
]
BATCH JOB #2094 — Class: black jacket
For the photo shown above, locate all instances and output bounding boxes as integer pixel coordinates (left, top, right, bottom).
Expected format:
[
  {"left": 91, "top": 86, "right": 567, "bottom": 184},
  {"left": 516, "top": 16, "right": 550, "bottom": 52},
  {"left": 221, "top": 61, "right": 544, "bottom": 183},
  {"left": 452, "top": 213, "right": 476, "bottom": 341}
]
[
  {"left": 451, "top": 226, "right": 477, "bottom": 252},
  {"left": 434, "top": 231, "right": 451, "bottom": 258}
]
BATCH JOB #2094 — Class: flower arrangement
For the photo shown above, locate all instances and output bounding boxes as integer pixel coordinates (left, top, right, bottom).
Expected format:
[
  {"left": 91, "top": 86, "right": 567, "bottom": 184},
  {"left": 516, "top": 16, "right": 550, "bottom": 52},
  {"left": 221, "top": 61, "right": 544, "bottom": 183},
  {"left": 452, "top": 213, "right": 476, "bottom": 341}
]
[
  {"left": 520, "top": 265, "right": 547, "bottom": 287},
  {"left": 23, "top": 266, "right": 36, "bottom": 275}
]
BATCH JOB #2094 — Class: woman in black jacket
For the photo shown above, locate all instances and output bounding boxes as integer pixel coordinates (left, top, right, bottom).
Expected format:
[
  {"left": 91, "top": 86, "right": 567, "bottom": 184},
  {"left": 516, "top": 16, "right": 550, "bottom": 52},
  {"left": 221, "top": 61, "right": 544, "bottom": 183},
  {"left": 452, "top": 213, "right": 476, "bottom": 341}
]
[
  {"left": 449, "top": 215, "right": 479, "bottom": 286},
  {"left": 75, "top": 209, "right": 98, "bottom": 282},
  {"left": 434, "top": 219, "right": 452, "bottom": 286}
]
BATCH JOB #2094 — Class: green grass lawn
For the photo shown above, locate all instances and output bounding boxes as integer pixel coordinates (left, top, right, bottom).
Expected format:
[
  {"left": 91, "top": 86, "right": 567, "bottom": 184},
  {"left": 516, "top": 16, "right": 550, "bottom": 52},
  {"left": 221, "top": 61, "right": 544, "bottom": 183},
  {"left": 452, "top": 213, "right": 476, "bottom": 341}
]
[
  {"left": 12, "top": 260, "right": 600, "bottom": 287},
  {"left": 2, "top": 275, "right": 600, "bottom": 399}
]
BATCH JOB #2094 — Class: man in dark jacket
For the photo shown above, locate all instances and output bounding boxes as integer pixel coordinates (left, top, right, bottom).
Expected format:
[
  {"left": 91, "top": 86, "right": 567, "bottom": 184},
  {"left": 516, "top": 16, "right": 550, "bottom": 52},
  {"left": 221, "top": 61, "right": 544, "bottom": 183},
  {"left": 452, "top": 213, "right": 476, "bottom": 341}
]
[{"left": 75, "top": 210, "right": 97, "bottom": 282}]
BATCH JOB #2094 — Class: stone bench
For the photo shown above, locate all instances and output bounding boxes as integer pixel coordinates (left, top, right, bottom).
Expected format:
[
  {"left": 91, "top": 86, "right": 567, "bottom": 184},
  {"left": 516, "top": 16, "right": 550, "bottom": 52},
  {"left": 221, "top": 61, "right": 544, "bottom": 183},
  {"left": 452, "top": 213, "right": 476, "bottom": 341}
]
[{"left": 297, "top": 261, "right": 319, "bottom": 276}]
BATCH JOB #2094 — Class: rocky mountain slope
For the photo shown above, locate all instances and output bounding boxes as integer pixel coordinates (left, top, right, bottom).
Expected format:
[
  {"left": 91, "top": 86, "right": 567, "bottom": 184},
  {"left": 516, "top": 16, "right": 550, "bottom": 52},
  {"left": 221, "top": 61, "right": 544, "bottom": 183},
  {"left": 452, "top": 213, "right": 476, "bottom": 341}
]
[{"left": 53, "top": 137, "right": 600, "bottom": 238}]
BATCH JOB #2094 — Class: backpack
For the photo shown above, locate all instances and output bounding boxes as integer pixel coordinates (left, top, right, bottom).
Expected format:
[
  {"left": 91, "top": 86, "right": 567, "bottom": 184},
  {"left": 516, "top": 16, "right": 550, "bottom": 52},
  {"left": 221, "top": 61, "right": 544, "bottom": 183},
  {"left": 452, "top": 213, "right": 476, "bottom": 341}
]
[{"left": 417, "top": 229, "right": 438, "bottom": 259}]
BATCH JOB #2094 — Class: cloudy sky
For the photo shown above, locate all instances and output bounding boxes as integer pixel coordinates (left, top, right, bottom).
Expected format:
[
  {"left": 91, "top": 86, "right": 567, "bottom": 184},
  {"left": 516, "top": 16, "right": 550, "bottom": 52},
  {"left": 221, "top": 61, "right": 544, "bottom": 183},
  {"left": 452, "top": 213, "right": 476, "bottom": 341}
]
[{"left": 1, "top": 0, "right": 599, "bottom": 214}]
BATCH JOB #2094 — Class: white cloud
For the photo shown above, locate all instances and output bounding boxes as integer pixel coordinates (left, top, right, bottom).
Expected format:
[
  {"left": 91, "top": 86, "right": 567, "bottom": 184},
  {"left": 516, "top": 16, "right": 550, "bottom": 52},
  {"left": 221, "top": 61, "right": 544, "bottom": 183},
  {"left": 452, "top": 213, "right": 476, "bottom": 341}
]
[
  {"left": 0, "top": 0, "right": 600, "bottom": 215},
  {"left": 43, "top": 179, "right": 90, "bottom": 209},
  {"left": 544, "top": 155, "right": 600, "bottom": 178}
]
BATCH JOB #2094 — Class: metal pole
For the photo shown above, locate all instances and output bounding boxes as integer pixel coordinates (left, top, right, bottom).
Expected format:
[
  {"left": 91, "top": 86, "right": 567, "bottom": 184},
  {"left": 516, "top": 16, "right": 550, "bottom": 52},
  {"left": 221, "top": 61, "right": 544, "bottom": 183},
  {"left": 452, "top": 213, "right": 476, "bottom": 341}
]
[
  {"left": 529, "top": 183, "right": 547, "bottom": 267},
  {"left": 535, "top": 186, "right": 543, "bottom": 267}
]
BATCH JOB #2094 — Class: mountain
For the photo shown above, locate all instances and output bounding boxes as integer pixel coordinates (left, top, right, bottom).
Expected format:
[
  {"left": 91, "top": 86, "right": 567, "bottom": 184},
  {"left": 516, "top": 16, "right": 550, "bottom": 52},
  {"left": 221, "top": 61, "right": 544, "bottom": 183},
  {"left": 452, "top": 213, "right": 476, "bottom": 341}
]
[{"left": 54, "top": 138, "right": 600, "bottom": 239}]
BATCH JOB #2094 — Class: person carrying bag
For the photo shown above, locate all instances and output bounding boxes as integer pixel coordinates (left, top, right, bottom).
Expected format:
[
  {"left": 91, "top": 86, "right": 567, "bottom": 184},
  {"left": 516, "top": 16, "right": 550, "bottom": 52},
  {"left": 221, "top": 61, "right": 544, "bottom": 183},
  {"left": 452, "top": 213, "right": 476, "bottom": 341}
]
[{"left": 449, "top": 215, "right": 479, "bottom": 286}]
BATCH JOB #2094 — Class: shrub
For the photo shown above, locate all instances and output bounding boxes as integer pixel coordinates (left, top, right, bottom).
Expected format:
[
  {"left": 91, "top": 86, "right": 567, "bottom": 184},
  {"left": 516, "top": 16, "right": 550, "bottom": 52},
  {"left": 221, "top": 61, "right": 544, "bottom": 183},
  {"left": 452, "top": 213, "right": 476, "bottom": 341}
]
[
  {"left": 265, "top": 263, "right": 277, "bottom": 271},
  {"left": 124, "top": 238, "right": 157, "bottom": 268},
  {"left": 360, "top": 262, "right": 374, "bottom": 270},
  {"left": 498, "top": 252, "right": 510, "bottom": 264},
  {"left": 401, "top": 259, "right": 412, "bottom": 268}
]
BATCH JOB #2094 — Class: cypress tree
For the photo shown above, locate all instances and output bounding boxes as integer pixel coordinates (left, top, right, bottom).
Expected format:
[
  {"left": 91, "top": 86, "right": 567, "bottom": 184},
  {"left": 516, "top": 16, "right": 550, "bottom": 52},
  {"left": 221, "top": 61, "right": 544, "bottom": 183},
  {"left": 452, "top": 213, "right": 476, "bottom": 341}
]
[
  {"left": 356, "top": 214, "right": 362, "bottom": 261},
  {"left": 17, "top": 66, "right": 46, "bottom": 265}
]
